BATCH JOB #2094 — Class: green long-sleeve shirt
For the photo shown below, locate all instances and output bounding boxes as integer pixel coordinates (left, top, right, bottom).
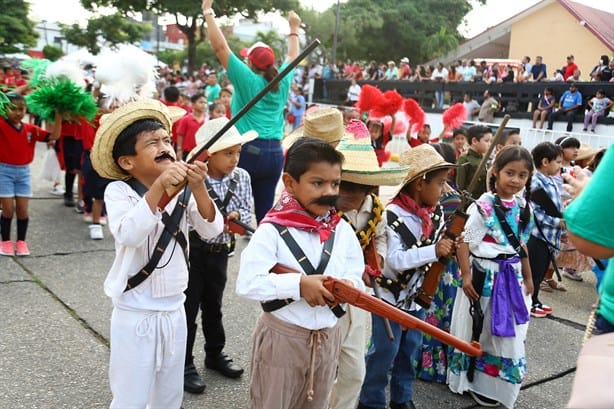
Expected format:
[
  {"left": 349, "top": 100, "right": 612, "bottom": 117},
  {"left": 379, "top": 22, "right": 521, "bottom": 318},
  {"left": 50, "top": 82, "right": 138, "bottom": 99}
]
[{"left": 456, "top": 148, "right": 487, "bottom": 199}]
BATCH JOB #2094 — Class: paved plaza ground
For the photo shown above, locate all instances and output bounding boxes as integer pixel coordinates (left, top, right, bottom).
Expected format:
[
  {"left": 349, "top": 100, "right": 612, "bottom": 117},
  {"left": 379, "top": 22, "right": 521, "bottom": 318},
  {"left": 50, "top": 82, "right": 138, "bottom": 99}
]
[{"left": 0, "top": 144, "right": 594, "bottom": 408}]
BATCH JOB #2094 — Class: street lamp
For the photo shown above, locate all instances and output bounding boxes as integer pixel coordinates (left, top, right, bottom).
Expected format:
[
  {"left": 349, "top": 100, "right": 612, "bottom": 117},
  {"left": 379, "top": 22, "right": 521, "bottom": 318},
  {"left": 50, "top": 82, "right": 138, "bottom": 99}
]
[{"left": 331, "top": 0, "right": 340, "bottom": 64}]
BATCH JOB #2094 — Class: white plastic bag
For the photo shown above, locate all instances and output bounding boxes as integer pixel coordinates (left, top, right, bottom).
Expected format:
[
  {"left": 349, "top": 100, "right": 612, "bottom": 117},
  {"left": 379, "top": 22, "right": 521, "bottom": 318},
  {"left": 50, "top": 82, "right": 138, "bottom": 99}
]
[{"left": 40, "top": 148, "right": 61, "bottom": 182}]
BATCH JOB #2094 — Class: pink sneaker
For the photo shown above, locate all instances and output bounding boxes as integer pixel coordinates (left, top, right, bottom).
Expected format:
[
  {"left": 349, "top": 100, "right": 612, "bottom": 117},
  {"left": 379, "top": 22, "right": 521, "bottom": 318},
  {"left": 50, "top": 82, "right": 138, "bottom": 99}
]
[
  {"left": 15, "top": 240, "right": 30, "bottom": 256},
  {"left": 0, "top": 240, "right": 14, "bottom": 256},
  {"left": 539, "top": 304, "right": 553, "bottom": 315}
]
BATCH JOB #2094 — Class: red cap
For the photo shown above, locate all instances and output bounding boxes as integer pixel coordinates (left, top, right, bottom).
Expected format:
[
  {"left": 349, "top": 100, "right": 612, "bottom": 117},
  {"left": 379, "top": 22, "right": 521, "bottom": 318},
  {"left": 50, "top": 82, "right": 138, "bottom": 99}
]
[{"left": 242, "top": 41, "right": 275, "bottom": 71}]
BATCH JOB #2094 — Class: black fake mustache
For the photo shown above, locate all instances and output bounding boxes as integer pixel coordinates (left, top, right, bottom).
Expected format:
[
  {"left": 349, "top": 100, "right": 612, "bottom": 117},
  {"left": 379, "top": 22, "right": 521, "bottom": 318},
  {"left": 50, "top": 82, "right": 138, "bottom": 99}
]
[
  {"left": 312, "top": 195, "right": 339, "bottom": 206},
  {"left": 155, "top": 152, "right": 175, "bottom": 162}
]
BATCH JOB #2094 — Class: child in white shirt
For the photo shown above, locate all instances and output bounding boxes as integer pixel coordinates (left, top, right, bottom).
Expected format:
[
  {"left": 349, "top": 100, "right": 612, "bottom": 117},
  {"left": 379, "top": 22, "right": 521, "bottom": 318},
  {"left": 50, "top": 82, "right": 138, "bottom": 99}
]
[{"left": 90, "top": 99, "right": 223, "bottom": 409}]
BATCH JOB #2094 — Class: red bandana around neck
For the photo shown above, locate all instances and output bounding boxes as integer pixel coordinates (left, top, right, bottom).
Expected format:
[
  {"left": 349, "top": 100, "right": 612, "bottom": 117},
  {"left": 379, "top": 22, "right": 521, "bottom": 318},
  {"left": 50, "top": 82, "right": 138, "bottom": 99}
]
[
  {"left": 261, "top": 190, "right": 340, "bottom": 242},
  {"left": 389, "top": 192, "right": 436, "bottom": 238}
]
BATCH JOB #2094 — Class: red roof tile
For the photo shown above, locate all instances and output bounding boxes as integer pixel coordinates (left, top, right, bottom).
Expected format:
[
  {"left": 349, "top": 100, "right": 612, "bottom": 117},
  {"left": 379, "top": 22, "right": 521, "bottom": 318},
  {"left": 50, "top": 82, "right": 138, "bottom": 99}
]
[{"left": 558, "top": 0, "right": 614, "bottom": 51}]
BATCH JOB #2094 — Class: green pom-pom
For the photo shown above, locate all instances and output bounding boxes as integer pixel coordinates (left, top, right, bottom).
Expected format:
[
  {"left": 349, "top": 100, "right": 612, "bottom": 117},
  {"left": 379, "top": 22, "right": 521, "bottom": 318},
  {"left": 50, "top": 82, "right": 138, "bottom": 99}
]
[
  {"left": 21, "top": 59, "right": 51, "bottom": 88},
  {"left": 0, "top": 92, "right": 10, "bottom": 118},
  {"left": 25, "top": 78, "right": 98, "bottom": 122}
]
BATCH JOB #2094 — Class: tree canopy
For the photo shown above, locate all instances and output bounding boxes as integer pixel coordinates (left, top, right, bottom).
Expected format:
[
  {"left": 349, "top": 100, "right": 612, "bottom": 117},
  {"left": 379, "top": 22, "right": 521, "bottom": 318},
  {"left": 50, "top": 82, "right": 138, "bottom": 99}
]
[
  {"left": 80, "top": 0, "right": 298, "bottom": 72},
  {"left": 300, "top": 0, "right": 483, "bottom": 64},
  {"left": 0, "top": 0, "right": 38, "bottom": 54},
  {"left": 61, "top": 14, "right": 151, "bottom": 55}
]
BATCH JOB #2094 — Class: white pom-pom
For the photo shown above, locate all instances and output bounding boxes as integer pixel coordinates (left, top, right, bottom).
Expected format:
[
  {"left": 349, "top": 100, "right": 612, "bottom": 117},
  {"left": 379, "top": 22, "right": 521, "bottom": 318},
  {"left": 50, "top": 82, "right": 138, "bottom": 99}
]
[
  {"left": 45, "top": 59, "right": 85, "bottom": 87},
  {"left": 95, "top": 44, "right": 158, "bottom": 106}
]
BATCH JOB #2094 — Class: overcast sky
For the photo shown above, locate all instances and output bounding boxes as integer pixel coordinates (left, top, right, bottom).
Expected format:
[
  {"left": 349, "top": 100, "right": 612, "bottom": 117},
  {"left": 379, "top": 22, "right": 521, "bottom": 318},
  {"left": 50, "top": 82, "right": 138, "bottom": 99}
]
[{"left": 29, "top": 0, "right": 614, "bottom": 38}]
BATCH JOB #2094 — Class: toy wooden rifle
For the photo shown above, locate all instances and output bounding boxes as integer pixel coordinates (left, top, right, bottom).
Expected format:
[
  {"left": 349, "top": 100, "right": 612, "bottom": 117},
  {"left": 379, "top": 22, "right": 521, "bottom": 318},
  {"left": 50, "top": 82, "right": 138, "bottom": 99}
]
[
  {"left": 413, "top": 116, "right": 511, "bottom": 310},
  {"left": 269, "top": 263, "right": 482, "bottom": 357},
  {"left": 414, "top": 210, "right": 467, "bottom": 309},
  {"left": 157, "top": 39, "right": 321, "bottom": 209},
  {"left": 364, "top": 238, "right": 394, "bottom": 341}
]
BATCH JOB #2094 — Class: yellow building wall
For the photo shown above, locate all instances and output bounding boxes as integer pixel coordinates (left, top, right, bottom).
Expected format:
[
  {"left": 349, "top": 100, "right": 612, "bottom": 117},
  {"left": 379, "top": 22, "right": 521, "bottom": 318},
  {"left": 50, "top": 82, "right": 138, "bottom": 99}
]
[{"left": 508, "top": 2, "right": 610, "bottom": 80}]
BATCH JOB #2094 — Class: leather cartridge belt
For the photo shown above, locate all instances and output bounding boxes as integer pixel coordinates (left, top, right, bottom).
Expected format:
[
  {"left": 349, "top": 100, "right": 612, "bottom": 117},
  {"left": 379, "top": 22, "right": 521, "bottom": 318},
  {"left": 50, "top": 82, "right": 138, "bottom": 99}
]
[{"left": 189, "top": 230, "right": 228, "bottom": 253}]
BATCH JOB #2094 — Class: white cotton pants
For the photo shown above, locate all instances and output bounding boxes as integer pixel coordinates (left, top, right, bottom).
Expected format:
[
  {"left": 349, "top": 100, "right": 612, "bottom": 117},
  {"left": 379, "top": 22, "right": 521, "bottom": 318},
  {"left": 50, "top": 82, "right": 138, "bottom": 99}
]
[
  {"left": 109, "top": 306, "right": 187, "bottom": 409},
  {"left": 329, "top": 304, "right": 368, "bottom": 409}
]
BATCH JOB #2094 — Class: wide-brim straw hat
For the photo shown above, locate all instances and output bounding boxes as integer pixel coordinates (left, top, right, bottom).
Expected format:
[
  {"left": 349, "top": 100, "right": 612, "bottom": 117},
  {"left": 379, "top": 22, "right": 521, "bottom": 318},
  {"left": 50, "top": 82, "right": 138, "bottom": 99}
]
[
  {"left": 167, "top": 105, "right": 187, "bottom": 123},
  {"left": 391, "top": 144, "right": 456, "bottom": 198},
  {"left": 91, "top": 99, "right": 172, "bottom": 180},
  {"left": 337, "top": 120, "right": 408, "bottom": 186},
  {"left": 282, "top": 108, "right": 349, "bottom": 149},
  {"left": 575, "top": 142, "right": 594, "bottom": 161},
  {"left": 187, "top": 117, "right": 258, "bottom": 159}
]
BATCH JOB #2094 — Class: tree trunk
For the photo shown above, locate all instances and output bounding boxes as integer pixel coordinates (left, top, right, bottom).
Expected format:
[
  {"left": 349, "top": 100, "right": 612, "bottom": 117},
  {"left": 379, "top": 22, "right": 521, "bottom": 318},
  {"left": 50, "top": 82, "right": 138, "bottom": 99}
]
[
  {"left": 186, "top": 16, "right": 199, "bottom": 74},
  {"left": 176, "top": 15, "right": 200, "bottom": 75}
]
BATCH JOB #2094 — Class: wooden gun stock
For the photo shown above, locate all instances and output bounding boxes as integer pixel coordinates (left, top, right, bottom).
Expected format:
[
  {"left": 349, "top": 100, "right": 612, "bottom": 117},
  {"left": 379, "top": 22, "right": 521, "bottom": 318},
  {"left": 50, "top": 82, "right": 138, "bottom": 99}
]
[
  {"left": 415, "top": 209, "right": 468, "bottom": 309},
  {"left": 323, "top": 277, "right": 482, "bottom": 357},
  {"left": 268, "top": 263, "right": 482, "bottom": 357},
  {"left": 158, "top": 149, "right": 211, "bottom": 209},
  {"left": 364, "top": 238, "right": 395, "bottom": 341},
  {"left": 227, "top": 217, "right": 256, "bottom": 236}
]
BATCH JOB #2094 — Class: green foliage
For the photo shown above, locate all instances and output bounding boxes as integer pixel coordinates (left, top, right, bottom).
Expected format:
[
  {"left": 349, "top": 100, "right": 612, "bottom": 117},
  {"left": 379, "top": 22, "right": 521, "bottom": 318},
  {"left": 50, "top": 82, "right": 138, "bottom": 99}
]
[
  {"left": 157, "top": 48, "right": 184, "bottom": 68},
  {"left": 423, "top": 27, "right": 459, "bottom": 60},
  {"left": 42, "top": 45, "right": 64, "bottom": 61},
  {"left": 79, "top": 0, "right": 298, "bottom": 72},
  {"left": 60, "top": 13, "right": 151, "bottom": 55},
  {"left": 0, "top": 0, "right": 38, "bottom": 54},
  {"left": 299, "top": 7, "right": 337, "bottom": 62},
  {"left": 301, "top": 0, "right": 480, "bottom": 64}
]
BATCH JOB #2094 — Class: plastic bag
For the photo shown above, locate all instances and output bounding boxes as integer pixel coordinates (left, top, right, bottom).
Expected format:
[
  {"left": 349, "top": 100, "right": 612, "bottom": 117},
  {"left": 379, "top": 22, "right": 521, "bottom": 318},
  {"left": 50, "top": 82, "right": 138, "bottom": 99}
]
[{"left": 40, "top": 148, "right": 61, "bottom": 182}]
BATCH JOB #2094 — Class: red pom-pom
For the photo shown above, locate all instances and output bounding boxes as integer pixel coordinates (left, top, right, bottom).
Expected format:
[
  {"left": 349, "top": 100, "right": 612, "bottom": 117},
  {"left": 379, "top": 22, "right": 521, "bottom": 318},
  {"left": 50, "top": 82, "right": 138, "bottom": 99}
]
[
  {"left": 442, "top": 103, "right": 467, "bottom": 129},
  {"left": 372, "top": 89, "right": 403, "bottom": 117},
  {"left": 393, "top": 111, "right": 409, "bottom": 135},
  {"left": 403, "top": 98, "right": 425, "bottom": 135},
  {"left": 356, "top": 84, "right": 383, "bottom": 113}
]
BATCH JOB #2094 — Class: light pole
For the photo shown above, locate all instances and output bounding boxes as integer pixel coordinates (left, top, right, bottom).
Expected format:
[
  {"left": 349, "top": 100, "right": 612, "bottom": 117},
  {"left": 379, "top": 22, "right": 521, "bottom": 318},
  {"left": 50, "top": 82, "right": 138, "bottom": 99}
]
[
  {"left": 331, "top": 0, "right": 340, "bottom": 65},
  {"left": 41, "top": 20, "right": 48, "bottom": 45}
]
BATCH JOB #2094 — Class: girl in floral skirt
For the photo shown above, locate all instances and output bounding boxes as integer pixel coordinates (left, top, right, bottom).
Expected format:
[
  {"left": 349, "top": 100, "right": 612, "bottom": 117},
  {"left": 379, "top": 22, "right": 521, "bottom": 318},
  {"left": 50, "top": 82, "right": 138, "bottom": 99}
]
[{"left": 448, "top": 145, "right": 534, "bottom": 408}]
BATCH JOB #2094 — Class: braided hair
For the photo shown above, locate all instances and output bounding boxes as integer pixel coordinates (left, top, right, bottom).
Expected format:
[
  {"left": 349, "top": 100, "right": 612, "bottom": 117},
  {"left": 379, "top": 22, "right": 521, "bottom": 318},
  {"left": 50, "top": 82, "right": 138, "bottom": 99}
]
[{"left": 488, "top": 145, "right": 534, "bottom": 230}]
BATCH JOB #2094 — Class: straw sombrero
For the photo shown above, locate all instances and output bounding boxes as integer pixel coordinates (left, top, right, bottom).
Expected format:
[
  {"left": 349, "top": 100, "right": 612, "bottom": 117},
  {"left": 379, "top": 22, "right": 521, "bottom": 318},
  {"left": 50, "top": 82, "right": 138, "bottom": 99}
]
[
  {"left": 282, "top": 108, "right": 349, "bottom": 149},
  {"left": 91, "top": 99, "right": 173, "bottom": 180},
  {"left": 187, "top": 117, "right": 258, "bottom": 160},
  {"left": 575, "top": 143, "right": 594, "bottom": 161},
  {"left": 337, "top": 120, "right": 409, "bottom": 186},
  {"left": 167, "top": 105, "right": 187, "bottom": 123},
  {"left": 391, "top": 144, "right": 456, "bottom": 198}
]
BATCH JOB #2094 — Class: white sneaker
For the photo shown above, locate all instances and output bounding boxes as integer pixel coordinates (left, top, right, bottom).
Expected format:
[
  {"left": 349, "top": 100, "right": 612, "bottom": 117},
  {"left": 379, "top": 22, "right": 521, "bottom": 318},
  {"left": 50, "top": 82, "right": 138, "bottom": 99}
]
[
  {"left": 89, "top": 224, "right": 104, "bottom": 240},
  {"left": 50, "top": 184, "right": 65, "bottom": 196}
]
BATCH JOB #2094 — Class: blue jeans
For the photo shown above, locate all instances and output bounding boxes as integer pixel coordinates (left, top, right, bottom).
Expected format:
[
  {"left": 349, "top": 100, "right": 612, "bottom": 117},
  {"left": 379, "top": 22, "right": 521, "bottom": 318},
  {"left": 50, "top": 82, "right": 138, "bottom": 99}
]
[
  {"left": 435, "top": 91, "right": 444, "bottom": 109},
  {"left": 238, "top": 139, "right": 283, "bottom": 224},
  {"left": 595, "top": 314, "right": 614, "bottom": 335},
  {"left": 359, "top": 309, "right": 426, "bottom": 408}
]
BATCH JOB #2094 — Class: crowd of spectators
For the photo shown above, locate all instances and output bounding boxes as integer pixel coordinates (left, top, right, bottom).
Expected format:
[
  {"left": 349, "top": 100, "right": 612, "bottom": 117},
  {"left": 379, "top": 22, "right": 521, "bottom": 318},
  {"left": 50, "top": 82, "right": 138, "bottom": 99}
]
[
  {"left": 113, "top": 51, "right": 614, "bottom": 133},
  {"left": 314, "top": 54, "right": 614, "bottom": 85}
]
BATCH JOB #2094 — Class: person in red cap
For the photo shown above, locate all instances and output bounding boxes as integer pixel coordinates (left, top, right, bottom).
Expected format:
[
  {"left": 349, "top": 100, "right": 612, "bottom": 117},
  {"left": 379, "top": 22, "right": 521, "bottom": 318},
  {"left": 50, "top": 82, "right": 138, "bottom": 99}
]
[{"left": 203, "top": 0, "right": 302, "bottom": 223}]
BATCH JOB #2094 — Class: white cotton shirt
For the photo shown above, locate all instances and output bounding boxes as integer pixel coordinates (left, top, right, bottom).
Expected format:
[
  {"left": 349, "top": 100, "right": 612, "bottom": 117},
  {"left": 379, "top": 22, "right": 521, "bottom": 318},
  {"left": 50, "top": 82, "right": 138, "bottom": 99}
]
[
  {"left": 380, "top": 203, "right": 440, "bottom": 310},
  {"left": 104, "top": 181, "right": 224, "bottom": 311},
  {"left": 236, "top": 219, "right": 365, "bottom": 330}
]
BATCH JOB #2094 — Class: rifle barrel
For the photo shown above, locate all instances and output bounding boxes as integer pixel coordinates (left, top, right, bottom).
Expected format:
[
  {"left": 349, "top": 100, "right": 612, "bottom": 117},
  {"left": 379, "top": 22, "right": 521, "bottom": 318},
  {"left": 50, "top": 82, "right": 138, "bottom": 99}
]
[{"left": 464, "top": 114, "right": 511, "bottom": 203}]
